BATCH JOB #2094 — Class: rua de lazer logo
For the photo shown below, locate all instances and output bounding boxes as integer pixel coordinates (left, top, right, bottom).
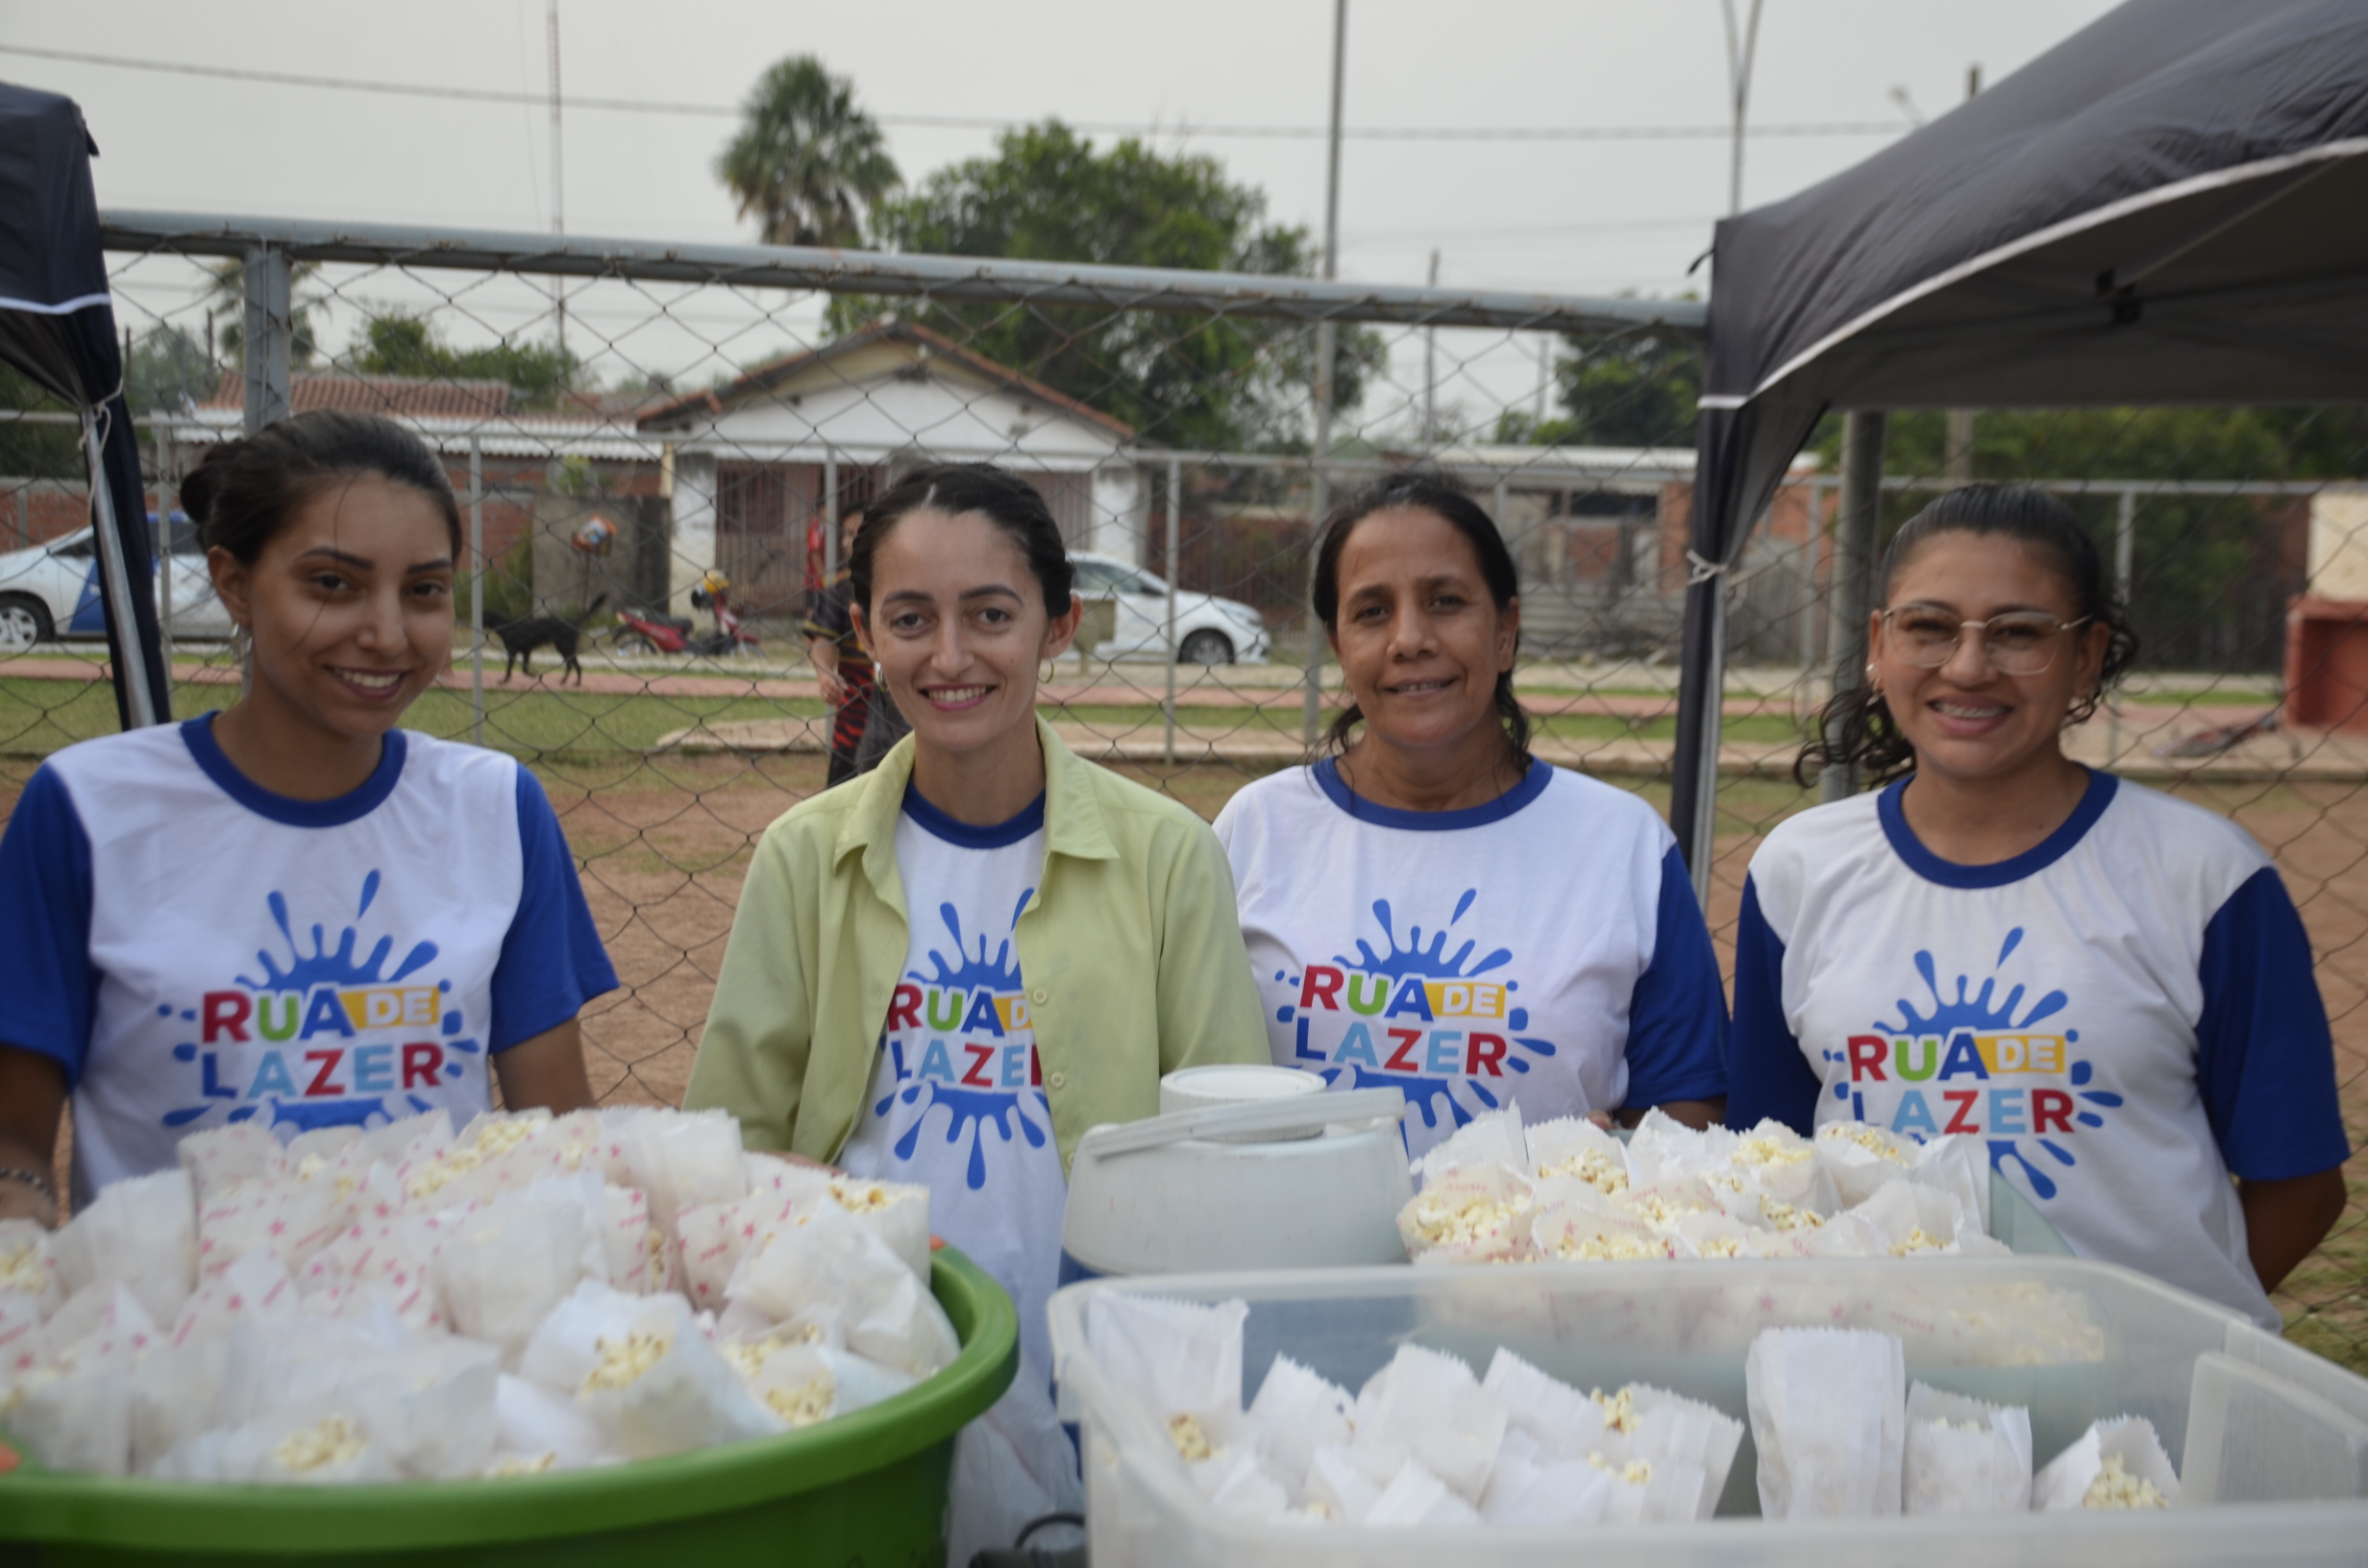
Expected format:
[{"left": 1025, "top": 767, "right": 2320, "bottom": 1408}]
[
  {"left": 163, "top": 871, "right": 477, "bottom": 1134},
  {"left": 873, "top": 896, "right": 1051, "bottom": 1189},
  {"left": 1827, "top": 928, "right": 2122, "bottom": 1198},
  {"left": 1273, "top": 890, "right": 1558, "bottom": 1133}
]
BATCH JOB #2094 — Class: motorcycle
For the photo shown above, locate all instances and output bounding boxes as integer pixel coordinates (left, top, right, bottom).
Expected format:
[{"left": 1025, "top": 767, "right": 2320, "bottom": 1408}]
[{"left": 610, "top": 576, "right": 761, "bottom": 658}]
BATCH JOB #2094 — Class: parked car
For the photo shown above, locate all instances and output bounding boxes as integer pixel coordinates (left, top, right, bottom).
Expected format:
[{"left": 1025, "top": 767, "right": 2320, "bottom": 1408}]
[
  {"left": 0, "top": 514, "right": 227, "bottom": 651},
  {"left": 1068, "top": 551, "right": 1268, "bottom": 665}
]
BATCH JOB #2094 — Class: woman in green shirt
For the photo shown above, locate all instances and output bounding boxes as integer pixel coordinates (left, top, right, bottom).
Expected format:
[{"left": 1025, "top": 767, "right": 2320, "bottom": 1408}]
[{"left": 686, "top": 461, "right": 1265, "bottom": 1401}]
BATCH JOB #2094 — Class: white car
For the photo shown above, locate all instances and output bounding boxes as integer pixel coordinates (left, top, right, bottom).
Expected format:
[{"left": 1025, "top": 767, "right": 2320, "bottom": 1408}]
[
  {"left": 0, "top": 516, "right": 229, "bottom": 651},
  {"left": 1069, "top": 551, "right": 1269, "bottom": 665}
]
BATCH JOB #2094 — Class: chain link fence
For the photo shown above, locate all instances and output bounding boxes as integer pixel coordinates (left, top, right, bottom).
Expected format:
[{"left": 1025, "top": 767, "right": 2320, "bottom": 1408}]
[{"left": 0, "top": 213, "right": 2357, "bottom": 1367}]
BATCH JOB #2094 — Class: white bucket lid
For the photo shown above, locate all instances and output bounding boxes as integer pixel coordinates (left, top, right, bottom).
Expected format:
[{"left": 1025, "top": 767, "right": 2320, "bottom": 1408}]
[{"left": 1159, "top": 1064, "right": 1326, "bottom": 1118}]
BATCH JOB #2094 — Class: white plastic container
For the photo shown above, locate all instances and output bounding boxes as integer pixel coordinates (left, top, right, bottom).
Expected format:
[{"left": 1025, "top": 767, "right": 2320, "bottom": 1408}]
[
  {"left": 1159, "top": 1065, "right": 1326, "bottom": 1131},
  {"left": 1049, "top": 1259, "right": 2368, "bottom": 1567},
  {"left": 1061, "top": 1089, "right": 1412, "bottom": 1278}
]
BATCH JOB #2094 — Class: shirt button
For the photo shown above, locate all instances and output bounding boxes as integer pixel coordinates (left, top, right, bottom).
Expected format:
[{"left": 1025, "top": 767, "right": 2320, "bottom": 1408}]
[
  {"left": 1048, "top": 1070, "right": 1067, "bottom": 1090},
  {"left": 1030, "top": 988, "right": 1049, "bottom": 1006}
]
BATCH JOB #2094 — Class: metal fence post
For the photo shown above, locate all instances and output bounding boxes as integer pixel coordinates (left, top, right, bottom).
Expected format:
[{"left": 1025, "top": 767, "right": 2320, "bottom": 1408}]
[
  {"left": 470, "top": 435, "right": 485, "bottom": 747},
  {"left": 241, "top": 244, "right": 291, "bottom": 434},
  {"left": 1165, "top": 455, "right": 1182, "bottom": 766},
  {"left": 1819, "top": 410, "right": 1887, "bottom": 803},
  {"left": 1302, "top": 0, "right": 1347, "bottom": 752},
  {"left": 155, "top": 423, "right": 174, "bottom": 672},
  {"left": 824, "top": 453, "right": 839, "bottom": 583},
  {"left": 2108, "top": 485, "right": 2135, "bottom": 766}
]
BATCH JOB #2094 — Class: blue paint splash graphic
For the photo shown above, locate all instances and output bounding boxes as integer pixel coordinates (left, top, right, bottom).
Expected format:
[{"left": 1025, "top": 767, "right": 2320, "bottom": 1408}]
[
  {"left": 1275, "top": 891, "right": 1554, "bottom": 1138},
  {"left": 1854, "top": 927, "right": 2116, "bottom": 1200},
  {"left": 874, "top": 895, "right": 1051, "bottom": 1189},
  {"left": 165, "top": 874, "right": 455, "bottom": 1133},
  {"left": 239, "top": 873, "right": 440, "bottom": 992}
]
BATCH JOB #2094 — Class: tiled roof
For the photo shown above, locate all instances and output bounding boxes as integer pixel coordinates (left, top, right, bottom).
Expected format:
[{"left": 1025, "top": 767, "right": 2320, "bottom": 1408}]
[
  {"left": 635, "top": 320, "right": 1139, "bottom": 441},
  {"left": 203, "top": 371, "right": 513, "bottom": 419}
]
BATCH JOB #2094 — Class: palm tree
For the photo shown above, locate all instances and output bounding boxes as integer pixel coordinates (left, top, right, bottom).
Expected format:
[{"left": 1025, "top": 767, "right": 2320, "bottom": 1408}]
[{"left": 715, "top": 57, "right": 900, "bottom": 249}]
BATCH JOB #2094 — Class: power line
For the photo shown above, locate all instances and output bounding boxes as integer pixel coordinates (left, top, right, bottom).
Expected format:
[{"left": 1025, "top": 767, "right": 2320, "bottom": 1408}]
[{"left": 5, "top": 42, "right": 1911, "bottom": 143}]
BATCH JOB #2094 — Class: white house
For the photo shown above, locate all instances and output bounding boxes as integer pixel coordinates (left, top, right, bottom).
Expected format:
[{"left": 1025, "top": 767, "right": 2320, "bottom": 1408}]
[{"left": 637, "top": 320, "right": 1150, "bottom": 620}]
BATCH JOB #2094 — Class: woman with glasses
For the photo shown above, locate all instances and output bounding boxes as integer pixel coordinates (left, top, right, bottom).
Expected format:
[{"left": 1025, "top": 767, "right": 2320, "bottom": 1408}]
[{"left": 1726, "top": 484, "right": 2346, "bottom": 1325}]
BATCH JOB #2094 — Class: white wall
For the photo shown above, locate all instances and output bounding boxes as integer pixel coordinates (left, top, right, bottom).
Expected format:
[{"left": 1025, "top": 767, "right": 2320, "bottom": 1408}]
[{"left": 669, "top": 449, "right": 716, "bottom": 616}]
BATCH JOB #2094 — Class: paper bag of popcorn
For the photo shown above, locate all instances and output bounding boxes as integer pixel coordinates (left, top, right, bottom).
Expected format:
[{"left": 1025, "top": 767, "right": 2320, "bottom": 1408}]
[
  {"left": 1746, "top": 1326, "right": 1906, "bottom": 1517},
  {"left": 1903, "top": 1381, "right": 2033, "bottom": 1514},
  {"left": 2034, "top": 1414, "right": 2179, "bottom": 1512}
]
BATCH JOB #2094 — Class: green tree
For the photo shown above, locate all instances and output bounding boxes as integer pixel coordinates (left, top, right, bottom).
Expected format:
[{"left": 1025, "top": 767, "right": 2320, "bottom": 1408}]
[
  {"left": 1496, "top": 325, "right": 1701, "bottom": 450},
  {"left": 349, "top": 312, "right": 580, "bottom": 411},
  {"left": 0, "top": 362, "right": 80, "bottom": 478},
  {"left": 124, "top": 324, "right": 216, "bottom": 416},
  {"left": 202, "top": 259, "right": 327, "bottom": 369},
  {"left": 716, "top": 57, "right": 900, "bottom": 248},
  {"left": 848, "top": 121, "right": 1383, "bottom": 452}
]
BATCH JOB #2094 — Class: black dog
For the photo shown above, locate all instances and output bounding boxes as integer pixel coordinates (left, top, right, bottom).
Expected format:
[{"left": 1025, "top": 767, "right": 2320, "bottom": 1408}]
[{"left": 491, "top": 594, "right": 606, "bottom": 684}]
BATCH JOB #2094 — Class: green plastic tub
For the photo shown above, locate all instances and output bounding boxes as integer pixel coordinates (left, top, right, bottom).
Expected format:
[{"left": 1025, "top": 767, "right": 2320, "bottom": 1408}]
[{"left": 0, "top": 1247, "right": 1018, "bottom": 1568}]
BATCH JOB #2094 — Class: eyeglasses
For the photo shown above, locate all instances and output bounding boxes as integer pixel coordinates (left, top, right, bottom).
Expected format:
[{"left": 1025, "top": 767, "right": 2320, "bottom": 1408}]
[{"left": 1879, "top": 606, "right": 2092, "bottom": 675}]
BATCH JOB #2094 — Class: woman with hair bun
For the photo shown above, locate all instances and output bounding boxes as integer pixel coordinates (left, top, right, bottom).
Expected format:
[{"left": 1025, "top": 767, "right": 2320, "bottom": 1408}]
[
  {"left": 0, "top": 411, "right": 616, "bottom": 1224},
  {"left": 1213, "top": 473, "right": 1729, "bottom": 1160},
  {"left": 687, "top": 462, "right": 1265, "bottom": 1545},
  {"left": 1728, "top": 483, "right": 2348, "bottom": 1324}
]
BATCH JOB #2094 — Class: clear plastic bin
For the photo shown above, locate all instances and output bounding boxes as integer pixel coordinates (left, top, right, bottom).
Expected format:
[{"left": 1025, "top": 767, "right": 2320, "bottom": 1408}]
[{"left": 1049, "top": 1258, "right": 2368, "bottom": 1568}]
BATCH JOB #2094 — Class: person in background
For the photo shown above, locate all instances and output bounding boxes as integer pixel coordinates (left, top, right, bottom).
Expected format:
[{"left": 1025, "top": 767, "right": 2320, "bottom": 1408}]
[
  {"left": 804, "top": 509, "right": 881, "bottom": 787},
  {"left": 1213, "top": 472, "right": 1728, "bottom": 1163},
  {"left": 0, "top": 411, "right": 616, "bottom": 1225},
  {"left": 687, "top": 461, "right": 1266, "bottom": 1556},
  {"left": 1727, "top": 483, "right": 2348, "bottom": 1327}
]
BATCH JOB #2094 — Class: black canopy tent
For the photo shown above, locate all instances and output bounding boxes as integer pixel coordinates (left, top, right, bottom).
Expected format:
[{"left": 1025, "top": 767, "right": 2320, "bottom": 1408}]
[
  {"left": 1670, "top": 0, "right": 2368, "bottom": 878},
  {"left": 0, "top": 82, "right": 168, "bottom": 729}
]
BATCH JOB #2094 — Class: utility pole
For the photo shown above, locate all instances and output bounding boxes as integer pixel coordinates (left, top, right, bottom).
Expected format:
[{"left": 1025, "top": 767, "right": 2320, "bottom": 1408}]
[
  {"left": 1720, "top": 0, "right": 1765, "bottom": 215},
  {"left": 1942, "top": 64, "right": 1982, "bottom": 484},
  {"left": 548, "top": 0, "right": 567, "bottom": 359},
  {"left": 1301, "top": 0, "right": 1347, "bottom": 748}
]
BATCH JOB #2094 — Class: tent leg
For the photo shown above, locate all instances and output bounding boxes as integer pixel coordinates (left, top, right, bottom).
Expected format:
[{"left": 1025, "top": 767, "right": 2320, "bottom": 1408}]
[
  {"left": 1684, "top": 587, "right": 1729, "bottom": 908},
  {"left": 82, "top": 408, "right": 159, "bottom": 729},
  {"left": 1819, "top": 409, "right": 1887, "bottom": 803}
]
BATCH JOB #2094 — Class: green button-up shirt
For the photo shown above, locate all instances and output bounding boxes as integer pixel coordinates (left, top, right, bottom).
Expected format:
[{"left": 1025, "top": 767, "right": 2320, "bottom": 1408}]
[{"left": 685, "top": 717, "right": 1269, "bottom": 1171}]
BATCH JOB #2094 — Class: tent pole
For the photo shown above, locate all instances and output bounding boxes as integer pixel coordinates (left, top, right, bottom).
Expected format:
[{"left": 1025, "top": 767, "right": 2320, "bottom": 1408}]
[
  {"left": 82, "top": 408, "right": 158, "bottom": 728},
  {"left": 1686, "top": 586, "right": 1729, "bottom": 908},
  {"left": 1819, "top": 409, "right": 1887, "bottom": 803},
  {"left": 470, "top": 436, "right": 485, "bottom": 747}
]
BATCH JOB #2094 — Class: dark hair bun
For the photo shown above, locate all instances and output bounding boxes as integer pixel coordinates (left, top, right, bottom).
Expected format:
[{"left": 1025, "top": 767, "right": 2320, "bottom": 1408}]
[{"left": 180, "top": 410, "right": 461, "bottom": 563}]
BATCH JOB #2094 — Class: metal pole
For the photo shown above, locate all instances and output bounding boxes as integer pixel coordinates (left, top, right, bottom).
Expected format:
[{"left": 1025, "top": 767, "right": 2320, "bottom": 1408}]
[
  {"left": 1942, "top": 68, "right": 1982, "bottom": 484},
  {"left": 548, "top": 0, "right": 567, "bottom": 360},
  {"left": 824, "top": 453, "right": 839, "bottom": 582},
  {"left": 241, "top": 244, "right": 291, "bottom": 433},
  {"left": 81, "top": 410, "right": 158, "bottom": 727},
  {"left": 1687, "top": 587, "right": 1728, "bottom": 908},
  {"left": 1164, "top": 455, "right": 1182, "bottom": 766},
  {"left": 1797, "top": 477, "right": 1823, "bottom": 678},
  {"left": 1423, "top": 249, "right": 1439, "bottom": 451},
  {"left": 1819, "top": 410, "right": 1887, "bottom": 803},
  {"left": 1720, "top": 0, "right": 1765, "bottom": 215},
  {"left": 470, "top": 436, "right": 485, "bottom": 747},
  {"left": 1300, "top": 0, "right": 1348, "bottom": 751},
  {"left": 2107, "top": 486, "right": 2134, "bottom": 767},
  {"left": 155, "top": 423, "right": 174, "bottom": 673}
]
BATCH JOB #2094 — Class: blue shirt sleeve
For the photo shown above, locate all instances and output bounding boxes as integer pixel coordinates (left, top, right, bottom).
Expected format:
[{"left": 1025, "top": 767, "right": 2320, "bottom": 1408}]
[
  {"left": 0, "top": 766, "right": 96, "bottom": 1085},
  {"left": 2196, "top": 866, "right": 2351, "bottom": 1181},
  {"left": 1724, "top": 873, "right": 1822, "bottom": 1136},
  {"left": 1619, "top": 845, "right": 1731, "bottom": 1110},
  {"left": 488, "top": 766, "right": 620, "bottom": 1052}
]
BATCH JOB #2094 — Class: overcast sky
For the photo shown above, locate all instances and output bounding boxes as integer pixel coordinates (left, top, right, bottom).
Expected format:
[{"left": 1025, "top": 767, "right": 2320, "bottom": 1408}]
[{"left": 4, "top": 0, "right": 2125, "bottom": 427}]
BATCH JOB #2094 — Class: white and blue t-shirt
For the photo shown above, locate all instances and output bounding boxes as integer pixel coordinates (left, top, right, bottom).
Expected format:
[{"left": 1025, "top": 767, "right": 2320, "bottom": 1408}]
[
  {"left": 837, "top": 785, "right": 1068, "bottom": 1380},
  {"left": 0, "top": 715, "right": 618, "bottom": 1204},
  {"left": 1729, "top": 770, "right": 2350, "bottom": 1327},
  {"left": 1213, "top": 759, "right": 1729, "bottom": 1162}
]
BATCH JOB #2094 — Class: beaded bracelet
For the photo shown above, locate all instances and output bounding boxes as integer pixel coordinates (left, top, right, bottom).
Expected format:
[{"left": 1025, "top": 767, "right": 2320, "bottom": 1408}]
[{"left": 0, "top": 1166, "right": 58, "bottom": 1205}]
